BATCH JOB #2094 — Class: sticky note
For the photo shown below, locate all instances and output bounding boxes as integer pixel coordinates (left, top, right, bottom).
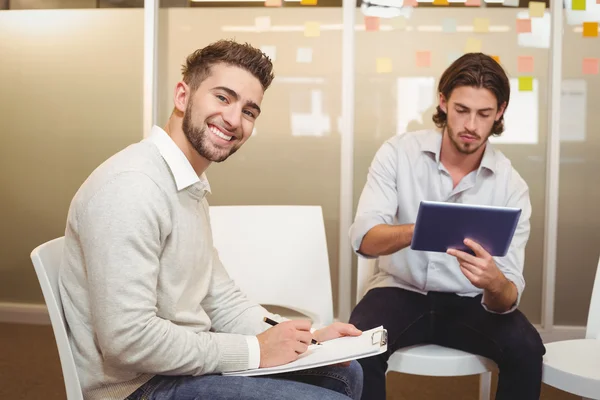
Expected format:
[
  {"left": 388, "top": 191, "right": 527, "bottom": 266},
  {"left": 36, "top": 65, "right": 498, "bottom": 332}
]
[
  {"left": 473, "top": 18, "right": 490, "bottom": 33},
  {"left": 296, "top": 47, "right": 313, "bottom": 63},
  {"left": 503, "top": 0, "right": 519, "bottom": 6},
  {"left": 518, "top": 76, "right": 533, "bottom": 91},
  {"left": 365, "top": 16, "right": 380, "bottom": 32},
  {"left": 516, "top": 18, "right": 532, "bottom": 33},
  {"left": 572, "top": 0, "right": 586, "bottom": 10},
  {"left": 404, "top": 0, "right": 418, "bottom": 6},
  {"left": 264, "top": 0, "right": 282, "bottom": 6},
  {"left": 433, "top": 0, "right": 449, "bottom": 5},
  {"left": 582, "top": 58, "right": 599, "bottom": 75},
  {"left": 442, "top": 18, "right": 457, "bottom": 33},
  {"left": 260, "top": 45, "right": 276, "bottom": 62},
  {"left": 491, "top": 55, "right": 501, "bottom": 63},
  {"left": 465, "top": 0, "right": 481, "bottom": 6},
  {"left": 416, "top": 51, "right": 431, "bottom": 68},
  {"left": 529, "top": 1, "right": 545, "bottom": 18},
  {"left": 301, "top": 0, "right": 318, "bottom": 5},
  {"left": 255, "top": 16, "right": 271, "bottom": 31},
  {"left": 465, "top": 37, "right": 482, "bottom": 53},
  {"left": 392, "top": 16, "right": 407, "bottom": 30},
  {"left": 518, "top": 56, "right": 534, "bottom": 73},
  {"left": 376, "top": 58, "right": 392, "bottom": 74},
  {"left": 304, "top": 22, "right": 320, "bottom": 37},
  {"left": 583, "top": 22, "right": 598, "bottom": 37}
]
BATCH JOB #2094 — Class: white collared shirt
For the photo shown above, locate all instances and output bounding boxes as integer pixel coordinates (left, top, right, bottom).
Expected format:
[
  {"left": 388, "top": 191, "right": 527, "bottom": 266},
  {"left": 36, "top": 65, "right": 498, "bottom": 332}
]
[
  {"left": 146, "top": 125, "right": 261, "bottom": 368},
  {"left": 350, "top": 130, "right": 531, "bottom": 313}
]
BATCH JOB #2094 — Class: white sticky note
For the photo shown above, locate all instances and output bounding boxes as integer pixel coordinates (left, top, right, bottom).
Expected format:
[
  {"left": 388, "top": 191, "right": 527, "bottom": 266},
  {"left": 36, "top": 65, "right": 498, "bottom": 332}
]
[
  {"left": 260, "top": 45, "right": 277, "bottom": 62},
  {"left": 255, "top": 16, "right": 271, "bottom": 31},
  {"left": 503, "top": 0, "right": 519, "bottom": 6},
  {"left": 296, "top": 47, "right": 313, "bottom": 63}
]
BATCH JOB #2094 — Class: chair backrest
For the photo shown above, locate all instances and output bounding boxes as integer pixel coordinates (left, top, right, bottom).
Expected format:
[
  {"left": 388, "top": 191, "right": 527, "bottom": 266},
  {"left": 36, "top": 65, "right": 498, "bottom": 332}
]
[
  {"left": 30, "top": 237, "right": 83, "bottom": 400},
  {"left": 585, "top": 256, "right": 600, "bottom": 339},
  {"left": 209, "top": 205, "right": 334, "bottom": 327},
  {"left": 356, "top": 256, "right": 377, "bottom": 303}
]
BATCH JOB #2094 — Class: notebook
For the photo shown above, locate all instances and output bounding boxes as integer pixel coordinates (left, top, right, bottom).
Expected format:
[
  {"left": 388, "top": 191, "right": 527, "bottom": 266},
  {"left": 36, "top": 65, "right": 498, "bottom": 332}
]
[{"left": 223, "top": 326, "right": 388, "bottom": 377}]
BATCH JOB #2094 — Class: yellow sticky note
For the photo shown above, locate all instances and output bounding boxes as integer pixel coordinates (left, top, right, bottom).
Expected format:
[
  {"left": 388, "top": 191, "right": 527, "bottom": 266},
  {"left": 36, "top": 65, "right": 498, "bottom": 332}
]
[
  {"left": 304, "top": 22, "right": 320, "bottom": 37},
  {"left": 473, "top": 18, "right": 490, "bottom": 33},
  {"left": 433, "top": 0, "right": 449, "bottom": 5},
  {"left": 529, "top": 1, "right": 545, "bottom": 18},
  {"left": 583, "top": 22, "right": 598, "bottom": 37},
  {"left": 416, "top": 51, "right": 431, "bottom": 68},
  {"left": 264, "top": 0, "right": 282, "bottom": 6},
  {"left": 376, "top": 58, "right": 392, "bottom": 74},
  {"left": 518, "top": 77, "right": 533, "bottom": 92},
  {"left": 464, "top": 37, "right": 482, "bottom": 53},
  {"left": 301, "top": 0, "right": 318, "bottom": 4},
  {"left": 572, "top": 0, "right": 586, "bottom": 10},
  {"left": 365, "top": 16, "right": 380, "bottom": 32},
  {"left": 491, "top": 55, "right": 501, "bottom": 63},
  {"left": 583, "top": 58, "right": 599, "bottom": 75}
]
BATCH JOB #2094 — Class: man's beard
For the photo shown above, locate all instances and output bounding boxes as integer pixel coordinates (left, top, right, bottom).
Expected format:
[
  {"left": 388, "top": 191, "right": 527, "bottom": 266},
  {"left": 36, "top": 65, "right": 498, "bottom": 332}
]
[
  {"left": 181, "top": 102, "right": 239, "bottom": 163},
  {"left": 446, "top": 124, "right": 488, "bottom": 155}
]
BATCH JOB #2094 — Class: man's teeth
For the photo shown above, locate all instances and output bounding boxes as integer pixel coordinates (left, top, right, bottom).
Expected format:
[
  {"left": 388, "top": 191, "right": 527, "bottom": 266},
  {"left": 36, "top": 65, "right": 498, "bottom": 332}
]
[{"left": 209, "top": 125, "right": 232, "bottom": 141}]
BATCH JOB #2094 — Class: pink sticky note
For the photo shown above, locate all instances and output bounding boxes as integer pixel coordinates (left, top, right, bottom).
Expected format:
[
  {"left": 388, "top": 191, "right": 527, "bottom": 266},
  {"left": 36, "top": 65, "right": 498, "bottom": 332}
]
[
  {"left": 582, "top": 58, "right": 599, "bottom": 75},
  {"left": 516, "top": 18, "right": 532, "bottom": 33},
  {"left": 518, "top": 56, "right": 535, "bottom": 73},
  {"left": 404, "top": 0, "right": 418, "bottom": 6},
  {"left": 416, "top": 51, "right": 431, "bottom": 68},
  {"left": 365, "top": 16, "right": 380, "bottom": 32},
  {"left": 465, "top": 0, "right": 481, "bottom": 6}
]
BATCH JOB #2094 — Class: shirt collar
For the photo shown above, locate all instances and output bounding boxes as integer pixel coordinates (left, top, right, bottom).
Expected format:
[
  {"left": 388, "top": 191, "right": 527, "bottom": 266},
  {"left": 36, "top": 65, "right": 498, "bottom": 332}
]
[
  {"left": 419, "top": 129, "right": 496, "bottom": 174},
  {"left": 146, "top": 125, "right": 211, "bottom": 193}
]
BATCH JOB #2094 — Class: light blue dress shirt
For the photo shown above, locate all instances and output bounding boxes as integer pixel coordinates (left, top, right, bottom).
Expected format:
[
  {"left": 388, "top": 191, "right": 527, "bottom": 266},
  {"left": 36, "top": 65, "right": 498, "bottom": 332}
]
[{"left": 350, "top": 130, "right": 532, "bottom": 313}]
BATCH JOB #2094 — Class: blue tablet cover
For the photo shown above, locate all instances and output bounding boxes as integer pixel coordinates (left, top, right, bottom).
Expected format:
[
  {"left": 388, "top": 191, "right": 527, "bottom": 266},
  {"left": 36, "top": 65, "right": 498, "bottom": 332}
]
[{"left": 410, "top": 201, "right": 521, "bottom": 257}]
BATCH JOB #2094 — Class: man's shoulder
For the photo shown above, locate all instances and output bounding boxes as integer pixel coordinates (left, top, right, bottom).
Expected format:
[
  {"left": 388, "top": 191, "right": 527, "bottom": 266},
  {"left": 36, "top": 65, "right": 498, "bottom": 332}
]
[
  {"left": 381, "top": 129, "right": 439, "bottom": 155},
  {"left": 486, "top": 144, "right": 529, "bottom": 193}
]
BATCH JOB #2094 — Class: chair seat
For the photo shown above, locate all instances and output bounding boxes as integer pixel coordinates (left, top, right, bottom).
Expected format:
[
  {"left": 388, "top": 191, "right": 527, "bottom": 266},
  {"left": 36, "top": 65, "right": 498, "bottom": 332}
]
[
  {"left": 387, "top": 344, "right": 497, "bottom": 377},
  {"left": 542, "top": 339, "right": 600, "bottom": 399}
]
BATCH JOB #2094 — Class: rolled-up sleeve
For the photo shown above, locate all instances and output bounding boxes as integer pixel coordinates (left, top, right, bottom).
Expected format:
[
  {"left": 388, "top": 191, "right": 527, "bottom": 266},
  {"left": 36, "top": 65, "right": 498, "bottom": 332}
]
[
  {"left": 350, "top": 141, "right": 400, "bottom": 257},
  {"left": 482, "top": 175, "right": 531, "bottom": 314}
]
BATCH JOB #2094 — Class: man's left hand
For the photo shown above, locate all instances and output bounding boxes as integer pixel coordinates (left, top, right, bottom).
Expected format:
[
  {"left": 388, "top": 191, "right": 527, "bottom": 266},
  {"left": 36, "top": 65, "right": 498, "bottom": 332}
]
[
  {"left": 447, "top": 238, "right": 504, "bottom": 293},
  {"left": 313, "top": 322, "right": 362, "bottom": 367}
]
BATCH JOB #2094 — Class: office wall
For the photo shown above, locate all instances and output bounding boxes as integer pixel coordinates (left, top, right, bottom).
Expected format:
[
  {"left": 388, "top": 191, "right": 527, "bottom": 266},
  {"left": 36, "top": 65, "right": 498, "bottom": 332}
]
[
  {"left": 0, "top": 4, "right": 598, "bottom": 325},
  {"left": 0, "top": 9, "right": 143, "bottom": 302}
]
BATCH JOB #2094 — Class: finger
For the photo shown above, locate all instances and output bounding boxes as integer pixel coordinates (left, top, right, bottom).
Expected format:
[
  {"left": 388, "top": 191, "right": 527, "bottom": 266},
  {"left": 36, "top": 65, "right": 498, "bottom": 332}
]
[
  {"left": 463, "top": 238, "right": 489, "bottom": 258},
  {"left": 289, "top": 319, "right": 312, "bottom": 331},
  {"left": 296, "top": 331, "right": 313, "bottom": 346},
  {"left": 293, "top": 340, "right": 309, "bottom": 355},
  {"left": 336, "top": 323, "right": 362, "bottom": 337},
  {"left": 458, "top": 261, "right": 480, "bottom": 275},
  {"left": 459, "top": 264, "right": 479, "bottom": 285},
  {"left": 447, "top": 248, "right": 479, "bottom": 265}
]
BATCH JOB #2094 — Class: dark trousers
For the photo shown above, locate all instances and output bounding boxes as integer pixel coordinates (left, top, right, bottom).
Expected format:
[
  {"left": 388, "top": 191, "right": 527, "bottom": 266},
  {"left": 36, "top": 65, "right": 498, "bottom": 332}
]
[{"left": 348, "top": 287, "right": 545, "bottom": 400}]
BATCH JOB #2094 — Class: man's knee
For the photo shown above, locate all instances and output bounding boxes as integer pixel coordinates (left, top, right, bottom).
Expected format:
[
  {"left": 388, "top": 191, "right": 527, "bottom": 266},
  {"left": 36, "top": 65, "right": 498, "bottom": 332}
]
[{"left": 502, "top": 321, "right": 545, "bottom": 366}]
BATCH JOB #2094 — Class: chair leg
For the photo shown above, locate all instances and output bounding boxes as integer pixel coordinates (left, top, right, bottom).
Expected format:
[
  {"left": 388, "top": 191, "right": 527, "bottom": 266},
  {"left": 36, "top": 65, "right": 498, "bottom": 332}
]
[{"left": 478, "top": 371, "right": 492, "bottom": 400}]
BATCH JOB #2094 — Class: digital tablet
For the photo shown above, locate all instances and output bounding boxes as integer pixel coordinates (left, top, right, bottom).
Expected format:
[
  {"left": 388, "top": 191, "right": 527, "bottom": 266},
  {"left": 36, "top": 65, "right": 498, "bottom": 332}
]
[{"left": 410, "top": 201, "right": 521, "bottom": 257}]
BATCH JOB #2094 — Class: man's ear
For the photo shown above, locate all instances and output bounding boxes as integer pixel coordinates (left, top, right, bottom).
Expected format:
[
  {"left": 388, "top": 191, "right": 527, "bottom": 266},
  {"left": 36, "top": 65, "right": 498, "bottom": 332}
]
[
  {"left": 173, "top": 81, "right": 191, "bottom": 113},
  {"left": 496, "top": 101, "right": 507, "bottom": 121},
  {"left": 439, "top": 92, "right": 448, "bottom": 114}
]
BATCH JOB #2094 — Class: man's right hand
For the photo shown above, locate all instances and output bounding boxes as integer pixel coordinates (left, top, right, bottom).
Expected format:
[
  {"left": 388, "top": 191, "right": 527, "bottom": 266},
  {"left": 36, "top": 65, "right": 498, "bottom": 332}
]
[{"left": 256, "top": 320, "right": 314, "bottom": 368}]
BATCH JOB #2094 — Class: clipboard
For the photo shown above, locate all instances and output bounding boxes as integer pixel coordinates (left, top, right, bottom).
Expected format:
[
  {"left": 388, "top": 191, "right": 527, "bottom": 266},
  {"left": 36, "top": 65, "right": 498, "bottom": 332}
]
[{"left": 223, "top": 326, "right": 388, "bottom": 377}]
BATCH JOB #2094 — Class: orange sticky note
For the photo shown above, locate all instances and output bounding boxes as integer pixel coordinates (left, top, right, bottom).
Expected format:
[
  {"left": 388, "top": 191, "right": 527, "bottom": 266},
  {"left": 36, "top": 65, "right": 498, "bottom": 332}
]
[
  {"left": 529, "top": 1, "right": 545, "bottom": 18},
  {"left": 516, "top": 18, "right": 532, "bottom": 33},
  {"left": 518, "top": 56, "right": 535, "bottom": 73},
  {"left": 491, "top": 55, "right": 501, "bottom": 63},
  {"left": 433, "top": 0, "right": 449, "bottom": 5},
  {"left": 583, "top": 22, "right": 598, "bottom": 37},
  {"left": 465, "top": 37, "right": 482, "bottom": 53},
  {"left": 473, "top": 18, "right": 490, "bottom": 33},
  {"left": 416, "top": 51, "right": 431, "bottom": 68},
  {"left": 304, "top": 22, "right": 320, "bottom": 37},
  {"left": 518, "top": 76, "right": 533, "bottom": 92},
  {"left": 300, "top": 0, "right": 317, "bottom": 5},
  {"left": 583, "top": 58, "right": 599, "bottom": 75},
  {"left": 376, "top": 58, "right": 392, "bottom": 74},
  {"left": 264, "top": 0, "right": 282, "bottom": 6},
  {"left": 465, "top": 0, "right": 481, "bottom": 6},
  {"left": 365, "top": 16, "right": 380, "bottom": 32}
]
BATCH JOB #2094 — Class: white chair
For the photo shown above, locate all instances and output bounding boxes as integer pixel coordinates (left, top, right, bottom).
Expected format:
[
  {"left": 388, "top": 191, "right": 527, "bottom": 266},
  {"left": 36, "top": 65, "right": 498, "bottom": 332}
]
[
  {"left": 209, "top": 205, "right": 334, "bottom": 327},
  {"left": 542, "top": 256, "right": 600, "bottom": 399},
  {"left": 30, "top": 237, "right": 84, "bottom": 400},
  {"left": 357, "top": 257, "right": 497, "bottom": 400}
]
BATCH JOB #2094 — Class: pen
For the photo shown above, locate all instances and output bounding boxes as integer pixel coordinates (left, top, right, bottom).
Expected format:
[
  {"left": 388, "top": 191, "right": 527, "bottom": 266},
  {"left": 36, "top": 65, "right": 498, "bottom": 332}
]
[{"left": 263, "top": 316, "right": 321, "bottom": 345}]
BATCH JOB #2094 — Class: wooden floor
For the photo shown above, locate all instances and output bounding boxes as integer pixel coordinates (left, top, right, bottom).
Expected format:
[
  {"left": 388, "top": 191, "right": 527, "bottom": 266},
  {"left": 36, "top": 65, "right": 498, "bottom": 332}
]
[{"left": 0, "top": 323, "right": 580, "bottom": 400}]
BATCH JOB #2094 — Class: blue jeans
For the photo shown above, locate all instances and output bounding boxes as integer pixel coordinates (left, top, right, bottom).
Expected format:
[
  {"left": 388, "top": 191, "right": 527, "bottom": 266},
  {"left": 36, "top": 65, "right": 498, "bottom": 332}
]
[
  {"left": 125, "top": 361, "right": 363, "bottom": 400},
  {"left": 349, "top": 287, "right": 545, "bottom": 400}
]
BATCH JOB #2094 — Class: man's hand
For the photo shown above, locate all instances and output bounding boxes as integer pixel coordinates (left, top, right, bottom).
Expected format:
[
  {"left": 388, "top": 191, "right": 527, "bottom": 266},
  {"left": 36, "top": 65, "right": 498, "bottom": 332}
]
[
  {"left": 447, "top": 238, "right": 517, "bottom": 312},
  {"left": 313, "top": 322, "right": 362, "bottom": 367},
  {"left": 256, "top": 320, "right": 314, "bottom": 368}
]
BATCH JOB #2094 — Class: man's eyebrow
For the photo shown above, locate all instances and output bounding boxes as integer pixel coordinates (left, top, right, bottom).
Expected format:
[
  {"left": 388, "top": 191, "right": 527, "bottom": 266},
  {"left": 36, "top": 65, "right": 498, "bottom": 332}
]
[
  {"left": 454, "top": 102, "right": 494, "bottom": 112},
  {"left": 213, "top": 86, "right": 261, "bottom": 115}
]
